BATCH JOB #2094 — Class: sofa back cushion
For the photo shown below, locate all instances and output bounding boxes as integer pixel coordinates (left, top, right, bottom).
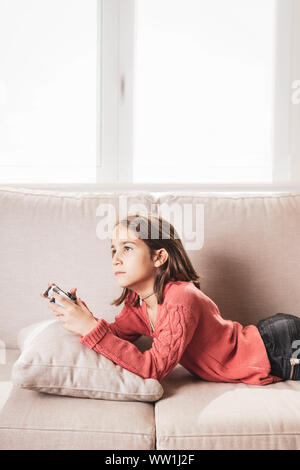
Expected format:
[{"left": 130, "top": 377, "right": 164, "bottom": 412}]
[
  {"left": 0, "top": 187, "right": 157, "bottom": 348},
  {"left": 1, "top": 186, "right": 300, "bottom": 348}
]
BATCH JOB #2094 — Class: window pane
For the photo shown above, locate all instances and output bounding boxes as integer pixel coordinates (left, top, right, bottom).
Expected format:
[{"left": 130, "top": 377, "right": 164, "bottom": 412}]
[
  {"left": 133, "top": 0, "right": 277, "bottom": 183},
  {"left": 0, "top": 0, "right": 98, "bottom": 183}
]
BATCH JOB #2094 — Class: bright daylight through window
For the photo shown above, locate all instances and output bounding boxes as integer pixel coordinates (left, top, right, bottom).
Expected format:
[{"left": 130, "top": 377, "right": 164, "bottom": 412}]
[{"left": 133, "top": 0, "right": 277, "bottom": 183}]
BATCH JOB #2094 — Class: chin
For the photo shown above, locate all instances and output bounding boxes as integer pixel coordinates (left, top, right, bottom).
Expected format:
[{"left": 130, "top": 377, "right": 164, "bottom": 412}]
[
  {"left": 116, "top": 279, "right": 130, "bottom": 288},
  {"left": 118, "top": 279, "right": 134, "bottom": 290}
]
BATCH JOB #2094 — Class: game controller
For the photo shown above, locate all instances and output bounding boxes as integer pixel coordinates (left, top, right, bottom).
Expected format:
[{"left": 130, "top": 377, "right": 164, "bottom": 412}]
[{"left": 43, "top": 284, "right": 77, "bottom": 308}]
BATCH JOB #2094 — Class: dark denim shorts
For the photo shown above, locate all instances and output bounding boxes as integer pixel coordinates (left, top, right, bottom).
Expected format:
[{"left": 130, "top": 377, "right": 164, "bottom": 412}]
[{"left": 257, "top": 313, "right": 300, "bottom": 380}]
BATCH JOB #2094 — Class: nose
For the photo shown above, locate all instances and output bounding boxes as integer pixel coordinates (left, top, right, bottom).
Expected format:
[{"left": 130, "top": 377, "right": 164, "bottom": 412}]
[{"left": 112, "top": 251, "right": 123, "bottom": 267}]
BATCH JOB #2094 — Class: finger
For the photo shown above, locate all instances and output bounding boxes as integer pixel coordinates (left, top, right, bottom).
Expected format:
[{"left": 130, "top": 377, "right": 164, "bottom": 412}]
[
  {"left": 77, "top": 297, "right": 85, "bottom": 306},
  {"left": 48, "top": 299, "right": 63, "bottom": 310},
  {"left": 41, "top": 282, "right": 56, "bottom": 298},
  {"left": 69, "top": 287, "right": 77, "bottom": 297},
  {"left": 51, "top": 310, "right": 64, "bottom": 318},
  {"left": 49, "top": 306, "right": 63, "bottom": 317},
  {"left": 51, "top": 291, "right": 69, "bottom": 305},
  {"left": 77, "top": 298, "right": 93, "bottom": 315},
  {"left": 48, "top": 302, "right": 65, "bottom": 316},
  {"left": 77, "top": 298, "right": 87, "bottom": 309},
  {"left": 41, "top": 291, "right": 53, "bottom": 299}
]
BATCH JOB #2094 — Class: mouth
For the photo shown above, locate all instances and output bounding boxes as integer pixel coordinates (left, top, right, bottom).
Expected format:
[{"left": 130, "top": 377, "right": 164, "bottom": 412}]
[{"left": 114, "top": 272, "right": 125, "bottom": 275}]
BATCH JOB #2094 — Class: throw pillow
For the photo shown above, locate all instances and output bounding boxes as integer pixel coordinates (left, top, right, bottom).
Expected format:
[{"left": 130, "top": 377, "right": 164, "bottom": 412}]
[{"left": 11, "top": 319, "right": 164, "bottom": 402}]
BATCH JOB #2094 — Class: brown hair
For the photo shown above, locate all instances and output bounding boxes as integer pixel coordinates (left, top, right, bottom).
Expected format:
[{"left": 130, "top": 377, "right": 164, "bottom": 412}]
[{"left": 110, "top": 211, "right": 203, "bottom": 307}]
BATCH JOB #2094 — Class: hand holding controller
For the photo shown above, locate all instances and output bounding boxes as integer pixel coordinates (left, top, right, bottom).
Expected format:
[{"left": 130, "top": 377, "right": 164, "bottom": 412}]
[{"left": 42, "top": 284, "right": 77, "bottom": 308}]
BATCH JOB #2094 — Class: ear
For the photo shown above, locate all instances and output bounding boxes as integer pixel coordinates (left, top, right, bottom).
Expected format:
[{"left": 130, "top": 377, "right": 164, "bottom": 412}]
[{"left": 154, "top": 248, "right": 168, "bottom": 267}]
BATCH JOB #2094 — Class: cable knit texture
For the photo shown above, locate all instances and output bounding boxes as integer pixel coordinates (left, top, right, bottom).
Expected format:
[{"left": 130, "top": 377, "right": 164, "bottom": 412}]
[{"left": 80, "top": 281, "right": 283, "bottom": 384}]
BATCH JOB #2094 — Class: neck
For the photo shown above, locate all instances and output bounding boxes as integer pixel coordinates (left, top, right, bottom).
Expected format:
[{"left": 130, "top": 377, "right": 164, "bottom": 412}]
[
  {"left": 136, "top": 290, "right": 157, "bottom": 310},
  {"left": 131, "top": 279, "right": 159, "bottom": 309},
  {"left": 142, "top": 293, "right": 157, "bottom": 310}
]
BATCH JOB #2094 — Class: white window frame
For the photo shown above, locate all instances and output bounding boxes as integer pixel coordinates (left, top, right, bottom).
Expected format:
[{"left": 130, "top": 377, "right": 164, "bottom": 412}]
[
  {"left": 3, "top": 0, "right": 300, "bottom": 191},
  {"left": 96, "top": 0, "right": 135, "bottom": 184},
  {"left": 272, "top": 0, "right": 293, "bottom": 182},
  {"left": 289, "top": 0, "right": 300, "bottom": 182}
]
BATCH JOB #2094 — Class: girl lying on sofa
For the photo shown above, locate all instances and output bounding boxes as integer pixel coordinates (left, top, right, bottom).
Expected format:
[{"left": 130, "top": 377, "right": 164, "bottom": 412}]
[{"left": 41, "top": 212, "right": 300, "bottom": 385}]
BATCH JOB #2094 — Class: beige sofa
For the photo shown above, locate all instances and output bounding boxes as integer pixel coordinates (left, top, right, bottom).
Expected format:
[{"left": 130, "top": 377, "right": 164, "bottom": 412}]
[{"left": 1, "top": 186, "right": 300, "bottom": 450}]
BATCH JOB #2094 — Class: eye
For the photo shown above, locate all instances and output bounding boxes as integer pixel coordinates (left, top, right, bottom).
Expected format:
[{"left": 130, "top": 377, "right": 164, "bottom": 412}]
[{"left": 111, "top": 246, "right": 132, "bottom": 257}]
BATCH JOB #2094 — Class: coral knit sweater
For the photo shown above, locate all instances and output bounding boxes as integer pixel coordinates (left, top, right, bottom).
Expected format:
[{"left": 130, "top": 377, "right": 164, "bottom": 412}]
[{"left": 80, "top": 280, "right": 282, "bottom": 385}]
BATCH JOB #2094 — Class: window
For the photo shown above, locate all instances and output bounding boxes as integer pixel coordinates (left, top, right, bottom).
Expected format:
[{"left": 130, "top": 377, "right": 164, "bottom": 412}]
[
  {"left": 0, "top": 0, "right": 98, "bottom": 183},
  {"left": 1, "top": 0, "right": 299, "bottom": 187},
  {"left": 132, "top": 0, "right": 283, "bottom": 183}
]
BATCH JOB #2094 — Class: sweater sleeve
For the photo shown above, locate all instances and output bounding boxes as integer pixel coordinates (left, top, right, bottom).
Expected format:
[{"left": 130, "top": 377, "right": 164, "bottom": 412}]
[
  {"left": 79, "top": 303, "right": 199, "bottom": 381},
  {"left": 98, "top": 303, "right": 142, "bottom": 343}
]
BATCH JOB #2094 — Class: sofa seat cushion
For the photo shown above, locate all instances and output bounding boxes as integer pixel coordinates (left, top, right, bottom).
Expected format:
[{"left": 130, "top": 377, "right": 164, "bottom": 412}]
[
  {"left": 0, "top": 386, "right": 156, "bottom": 450},
  {"left": 156, "top": 364, "right": 300, "bottom": 450}
]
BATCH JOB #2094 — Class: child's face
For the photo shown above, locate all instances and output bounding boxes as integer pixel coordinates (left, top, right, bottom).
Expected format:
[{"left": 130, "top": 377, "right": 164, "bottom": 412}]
[{"left": 111, "top": 223, "right": 157, "bottom": 291}]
